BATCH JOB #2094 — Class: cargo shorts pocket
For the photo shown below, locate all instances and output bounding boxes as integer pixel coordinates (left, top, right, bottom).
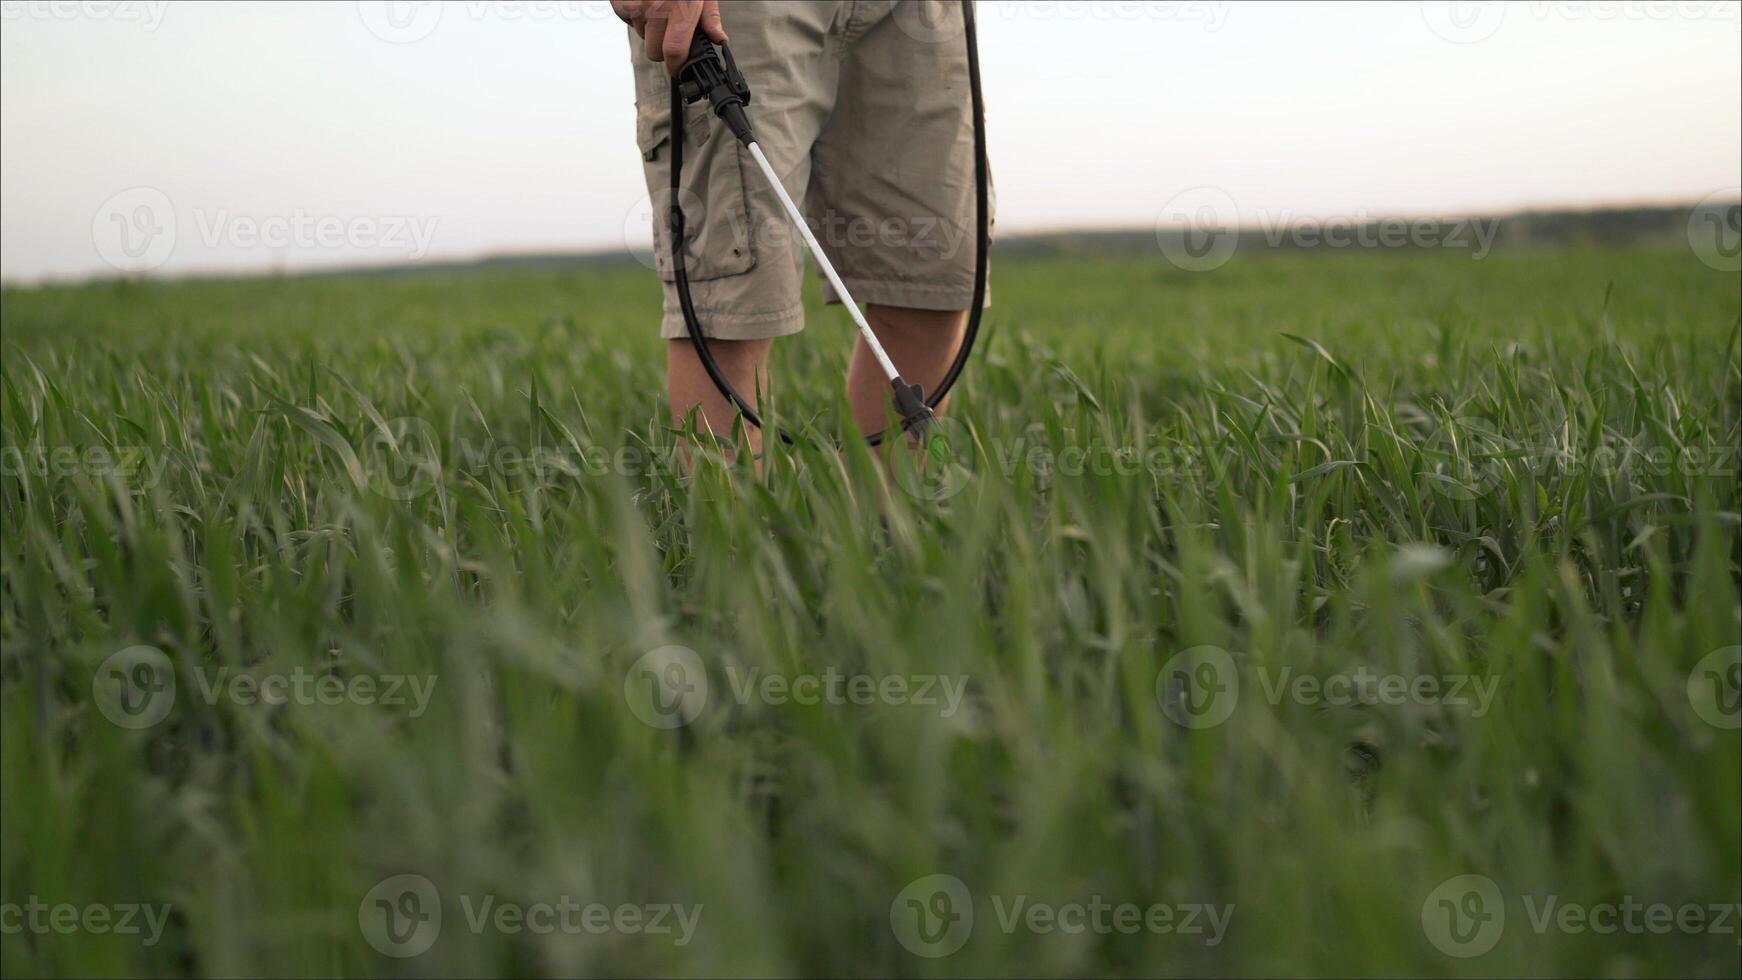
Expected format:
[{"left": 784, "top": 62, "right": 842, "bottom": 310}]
[{"left": 636, "top": 100, "right": 758, "bottom": 283}]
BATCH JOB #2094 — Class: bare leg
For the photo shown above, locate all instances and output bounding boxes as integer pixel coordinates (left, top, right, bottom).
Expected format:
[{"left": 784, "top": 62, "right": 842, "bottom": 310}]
[
  {"left": 845, "top": 305, "right": 968, "bottom": 436},
  {"left": 667, "top": 337, "right": 772, "bottom": 458}
]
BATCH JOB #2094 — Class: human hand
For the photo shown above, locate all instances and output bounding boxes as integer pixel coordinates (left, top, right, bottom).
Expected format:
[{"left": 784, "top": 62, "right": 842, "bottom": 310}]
[{"left": 610, "top": 0, "right": 728, "bottom": 75}]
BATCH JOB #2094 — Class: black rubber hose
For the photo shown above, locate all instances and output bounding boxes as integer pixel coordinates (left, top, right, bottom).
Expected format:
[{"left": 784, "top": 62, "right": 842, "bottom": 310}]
[
  {"left": 671, "top": 0, "right": 987, "bottom": 447},
  {"left": 669, "top": 70, "right": 792, "bottom": 443},
  {"left": 865, "top": 0, "right": 988, "bottom": 447}
]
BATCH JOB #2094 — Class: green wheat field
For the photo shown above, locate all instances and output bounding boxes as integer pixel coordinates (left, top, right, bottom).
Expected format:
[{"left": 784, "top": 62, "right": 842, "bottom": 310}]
[{"left": 2, "top": 245, "right": 1739, "bottom": 977}]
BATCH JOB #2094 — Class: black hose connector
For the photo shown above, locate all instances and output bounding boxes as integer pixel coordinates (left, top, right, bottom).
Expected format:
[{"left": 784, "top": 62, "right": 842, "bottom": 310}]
[{"left": 676, "top": 32, "right": 755, "bottom": 146}]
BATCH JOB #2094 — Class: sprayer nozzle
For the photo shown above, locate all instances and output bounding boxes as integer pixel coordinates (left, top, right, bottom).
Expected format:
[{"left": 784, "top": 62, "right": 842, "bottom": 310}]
[
  {"left": 891, "top": 378, "right": 935, "bottom": 439},
  {"left": 719, "top": 102, "right": 755, "bottom": 146}
]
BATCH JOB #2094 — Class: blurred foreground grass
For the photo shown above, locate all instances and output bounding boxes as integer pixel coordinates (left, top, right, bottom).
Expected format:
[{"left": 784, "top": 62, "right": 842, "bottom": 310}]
[{"left": 1, "top": 247, "right": 1738, "bottom": 977}]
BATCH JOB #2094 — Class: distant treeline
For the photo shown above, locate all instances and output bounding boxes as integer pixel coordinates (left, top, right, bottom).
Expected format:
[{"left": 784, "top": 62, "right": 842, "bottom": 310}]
[
  {"left": 1020, "top": 202, "right": 1738, "bottom": 259},
  {"left": 319, "top": 201, "right": 1740, "bottom": 280}
]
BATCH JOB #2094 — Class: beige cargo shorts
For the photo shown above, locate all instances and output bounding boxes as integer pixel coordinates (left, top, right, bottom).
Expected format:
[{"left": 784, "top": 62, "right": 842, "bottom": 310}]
[{"left": 630, "top": 0, "right": 990, "bottom": 340}]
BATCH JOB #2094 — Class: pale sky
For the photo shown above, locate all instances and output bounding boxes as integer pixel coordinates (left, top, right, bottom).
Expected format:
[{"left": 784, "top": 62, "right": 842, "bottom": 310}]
[{"left": 1, "top": 0, "right": 1738, "bottom": 281}]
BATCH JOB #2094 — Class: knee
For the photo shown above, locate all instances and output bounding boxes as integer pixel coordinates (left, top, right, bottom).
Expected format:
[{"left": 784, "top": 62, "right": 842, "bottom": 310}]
[
  {"left": 866, "top": 305, "right": 966, "bottom": 343},
  {"left": 669, "top": 337, "right": 772, "bottom": 368}
]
